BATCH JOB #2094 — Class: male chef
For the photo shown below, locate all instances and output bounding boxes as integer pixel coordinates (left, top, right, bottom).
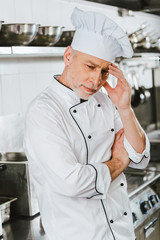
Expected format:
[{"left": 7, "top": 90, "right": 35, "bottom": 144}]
[{"left": 24, "top": 7, "right": 150, "bottom": 240}]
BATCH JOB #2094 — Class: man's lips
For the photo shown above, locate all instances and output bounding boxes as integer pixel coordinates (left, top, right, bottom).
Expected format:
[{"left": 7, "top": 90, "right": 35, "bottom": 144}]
[{"left": 82, "top": 85, "right": 97, "bottom": 93}]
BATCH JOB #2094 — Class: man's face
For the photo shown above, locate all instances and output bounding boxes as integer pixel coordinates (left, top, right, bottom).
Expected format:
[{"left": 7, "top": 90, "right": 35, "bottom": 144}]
[{"left": 64, "top": 47, "right": 111, "bottom": 100}]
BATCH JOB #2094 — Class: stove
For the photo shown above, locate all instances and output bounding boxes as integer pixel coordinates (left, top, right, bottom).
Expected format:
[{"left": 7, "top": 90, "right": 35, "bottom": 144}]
[{"left": 124, "top": 162, "right": 160, "bottom": 240}]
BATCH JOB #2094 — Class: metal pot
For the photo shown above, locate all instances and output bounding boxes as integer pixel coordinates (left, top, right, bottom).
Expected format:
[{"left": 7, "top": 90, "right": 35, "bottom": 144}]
[
  {"left": 0, "top": 21, "right": 4, "bottom": 31},
  {"left": 133, "top": 32, "right": 160, "bottom": 50},
  {"left": 131, "top": 72, "right": 148, "bottom": 107},
  {"left": 151, "top": 38, "right": 160, "bottom": 51},
  {"left": 0, "top": 164, "right": 7, "bottom": 172},
  {"left": 128, "top": 23, "right": 150, "bottom": 44},
  {"left": 0, "top": 23, "right": 39, "bottom": 46},
  {"left": 133, "top": 36, "right": 154, "bottom": 50},
  {"left": 54, "top": 30, "right": 75, "bottom": 47},
  {"left": 0, "top": 152, "right": 27, "bottom": 162},
  {"left": 29, "top": 26, "right": 64, "bottom": 46}
]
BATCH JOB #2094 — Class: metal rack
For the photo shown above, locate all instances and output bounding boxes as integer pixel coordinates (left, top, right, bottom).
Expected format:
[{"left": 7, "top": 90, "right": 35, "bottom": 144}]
[{"left": 118, "top": 52, "right": 160, "bottom": 69}]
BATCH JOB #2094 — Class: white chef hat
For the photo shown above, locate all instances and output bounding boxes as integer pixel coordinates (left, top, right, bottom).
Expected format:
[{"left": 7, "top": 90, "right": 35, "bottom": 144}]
[{"left": 71, "top": 7, "right": 133, "bottom": 62}]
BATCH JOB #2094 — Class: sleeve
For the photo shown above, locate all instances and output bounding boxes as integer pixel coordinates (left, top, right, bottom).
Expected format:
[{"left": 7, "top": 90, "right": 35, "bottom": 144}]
[
  {"left": 24, "top": 103, "right": 111, "bottom": 200},
  {"left": 113, "top": 106, "right": 150, "bottom": 169}
]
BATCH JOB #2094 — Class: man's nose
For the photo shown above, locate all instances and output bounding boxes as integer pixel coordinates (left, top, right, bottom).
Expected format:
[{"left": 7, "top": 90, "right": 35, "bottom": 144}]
[{"left": 90, "top": 72, "right": 101, "bottom": 88}]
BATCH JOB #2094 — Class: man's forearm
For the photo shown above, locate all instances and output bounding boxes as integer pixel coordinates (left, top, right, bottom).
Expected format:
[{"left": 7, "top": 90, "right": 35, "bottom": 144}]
[
  {"left": 118, "top": 107, "right": 146, "bottom": 154},
  {"left": 105, "top": 157, "right": 129, "bottom": 181}
]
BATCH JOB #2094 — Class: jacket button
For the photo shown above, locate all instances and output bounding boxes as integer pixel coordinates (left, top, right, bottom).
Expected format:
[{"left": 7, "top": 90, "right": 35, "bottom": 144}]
[
  {"left": 124, "top": 212, "right": 127, "bottom": 216},
  {"left": 120, "top": 183, "right": 124, "bottom": 186},
  {"left": 111, "top": 128, "right": 114, "bottom": 132},
  {"left": 110, "top": 220, "right": 114, "bottom": 223},
  {"left": 73, "top": 109, "right": 77, "bottom": 113},
  {"left": 88, "top": 135, "right": 92, "bottom": 139},
  {"left": 97, "top": 104, "right": 101, "bottom": 107}
]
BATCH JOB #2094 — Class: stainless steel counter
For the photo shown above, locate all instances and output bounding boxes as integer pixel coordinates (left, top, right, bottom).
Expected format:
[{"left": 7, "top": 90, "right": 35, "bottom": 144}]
[
  {"left": 2, "top": 214, "right": 47, "bottom": 240},
  {"left": 125, "top": 168, "right": 160, "bottom": 198}
]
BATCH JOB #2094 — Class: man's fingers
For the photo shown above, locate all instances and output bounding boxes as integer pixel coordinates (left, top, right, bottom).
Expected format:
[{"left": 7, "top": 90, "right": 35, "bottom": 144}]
[
  {"left": 110, "top": 63, "right": 119, "bottom": 69},
  {"left": 115, "top": 128, "right": 124, "bottom": 141}
]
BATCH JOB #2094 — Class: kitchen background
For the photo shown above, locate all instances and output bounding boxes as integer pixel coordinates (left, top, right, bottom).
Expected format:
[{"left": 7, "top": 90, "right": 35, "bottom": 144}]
[
  {"left": 0, "top": 0, "right": 160, "bottom": 115},
  {"left": 0, "top": 1, "right": 160, "bottom": 240}
]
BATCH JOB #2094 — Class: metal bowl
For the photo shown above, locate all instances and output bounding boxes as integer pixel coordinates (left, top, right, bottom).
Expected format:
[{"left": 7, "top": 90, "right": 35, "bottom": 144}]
[
  {"left": 54, "top": 30, "right": 75, "bottom": 47},
  {"left": 0, "top": 23, "right": 39, "bottom": 46},
  {"left": 29, "top": 26, "right": 64, "bottom": 46},
  {"left": 0, "top": 197, "right": 17, "bottom": 223}
]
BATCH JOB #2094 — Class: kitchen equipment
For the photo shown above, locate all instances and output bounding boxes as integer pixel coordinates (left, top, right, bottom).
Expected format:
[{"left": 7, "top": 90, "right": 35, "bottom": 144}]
[
  {"left": 131, "top": 187, "right": 160, "bottom": 240},
  {"left": 133, "top": 32, "right": 160, "bottom": 50},
  {"left": 147, "top": 130, "right": 160, "bottom": 161},
  {"left": 131, "top": 72, "right": 149, "bottom": 107},
  {"left": 152, "top": 38, "right": 160, "bottom": 51},
  {"left": 133, "top": 36, "right": 154, "bottom": 50},
  {"left": 0, "top": 21, "right": 4, "bottom": 31},
  {"left": 0, "top": 197, "right": 17, "bottom": 223},
  {"left": 54, "top": 30, "right": 75, "bottom": 47},
  {"left": 0, "top": 213, "right": 2, "bottom": 239},
  {"left": 0, "top": 156, "right": 39, "bottom": 217},
  {"left": 29, "top": 26, "right": 64, "bottom": 46},
  {"left": 84, "top": 0, "right": 160, "bottom": 16},
  {"left": 128, "top": 23, "right": 150, "bottom": 44},
  {"left": 0, "top": 23, "right": 39, "bottom": 46},
  {"left": 0, "top": 164, "right": 5, "bottom": 239},
  {"left": 0, "top": 152, "right": 27, "bottom": 162},
  {"left": 124, "top": 163, "right": 160, "bottom": 240}
]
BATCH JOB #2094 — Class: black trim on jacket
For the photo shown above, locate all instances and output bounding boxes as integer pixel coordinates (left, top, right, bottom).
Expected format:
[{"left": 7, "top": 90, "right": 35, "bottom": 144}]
[
  {"left": 129, "top": 153, "right": 149, "bottom": 164},
  {"left": 69, "top": 102, "right": 116, "bottom": 240}
]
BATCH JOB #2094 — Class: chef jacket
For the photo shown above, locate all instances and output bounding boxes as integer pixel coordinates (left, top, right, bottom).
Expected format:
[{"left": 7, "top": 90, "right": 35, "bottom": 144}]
[{"left": 24, "top": 76, "right": 150, "bottom": 240}]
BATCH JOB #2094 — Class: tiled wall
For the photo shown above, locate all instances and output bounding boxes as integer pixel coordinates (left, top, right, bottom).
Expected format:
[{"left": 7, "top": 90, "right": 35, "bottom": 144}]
[{"left": 0, "top": 57, "right": 64, "bottom": 115}]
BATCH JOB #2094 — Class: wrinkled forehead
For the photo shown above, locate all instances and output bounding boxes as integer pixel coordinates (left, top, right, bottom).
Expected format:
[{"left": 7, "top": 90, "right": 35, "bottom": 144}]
[{"left": 73, "top": 49, "right": 111, "bottom": 68}]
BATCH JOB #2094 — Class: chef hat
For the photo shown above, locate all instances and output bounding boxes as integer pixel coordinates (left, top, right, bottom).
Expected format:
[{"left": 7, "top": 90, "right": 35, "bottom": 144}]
[{"left": 71, "top": 7, "right": 133, "bottom": 62}]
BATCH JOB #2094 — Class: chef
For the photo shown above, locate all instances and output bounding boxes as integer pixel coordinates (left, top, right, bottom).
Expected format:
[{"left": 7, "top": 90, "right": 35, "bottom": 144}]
[{"left": 24, "top": 7, "right": 150, "bottom": 240}]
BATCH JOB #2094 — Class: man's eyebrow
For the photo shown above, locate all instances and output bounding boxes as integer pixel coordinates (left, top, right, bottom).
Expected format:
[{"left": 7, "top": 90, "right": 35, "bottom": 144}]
[
  {"left": 87, "top": 61, "right": 110, "bottom": 71},
  {"left": 87, "top": 61, "right": 99, "bottom": 67}
]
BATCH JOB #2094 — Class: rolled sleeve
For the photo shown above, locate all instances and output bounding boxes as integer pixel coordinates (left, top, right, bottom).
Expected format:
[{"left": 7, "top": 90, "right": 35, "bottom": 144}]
[
  {"left": 124, "top": 132, "right": 150, "bottom": 169},
  {"left": 87, "top": 163, "right": 111, "bottom": 199}
]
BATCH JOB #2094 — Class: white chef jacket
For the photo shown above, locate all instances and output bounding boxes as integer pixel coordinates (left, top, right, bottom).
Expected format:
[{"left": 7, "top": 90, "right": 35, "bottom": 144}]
[{"left": 24, "top": 76, "right": 150, "bottom": 240}]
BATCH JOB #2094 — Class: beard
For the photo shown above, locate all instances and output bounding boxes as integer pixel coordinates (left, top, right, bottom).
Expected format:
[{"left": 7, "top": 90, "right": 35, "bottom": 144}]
[{"left": 72, "top": 85, "right": 96, "bottom": 100}]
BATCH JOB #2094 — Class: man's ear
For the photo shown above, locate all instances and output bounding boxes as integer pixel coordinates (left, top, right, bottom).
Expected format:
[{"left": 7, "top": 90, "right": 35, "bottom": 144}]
[{"left": 63, "top": 46, "right": 72, "bottom": 66}]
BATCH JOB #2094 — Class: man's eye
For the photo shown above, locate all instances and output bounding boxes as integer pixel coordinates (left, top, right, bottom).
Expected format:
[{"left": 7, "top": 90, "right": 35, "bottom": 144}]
[
  {"left": 87, "top": 65, "right": 95, "bottom": 69},
  {"left": 102, "top": 69, "right": 109, "bottom": 75}
]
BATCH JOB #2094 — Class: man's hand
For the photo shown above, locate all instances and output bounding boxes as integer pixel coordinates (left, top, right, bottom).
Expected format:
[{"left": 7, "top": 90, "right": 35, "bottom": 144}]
[
  {"left": 105, "top": 129, "right": 130, "bottom": 181},
  {"left": 103, "top": 63, "right": 131, "bottom": 111}
]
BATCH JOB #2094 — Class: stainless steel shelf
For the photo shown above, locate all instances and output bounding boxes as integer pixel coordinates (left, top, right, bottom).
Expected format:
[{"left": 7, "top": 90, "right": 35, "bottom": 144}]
[
  {"left": 122, "top": 52, "right": 160, "bottom": 61},
  {"left": 0, "top": 46, "right": 65, "bottom": 58},
  {"left": 0, "top": 47, "right": 159, "bottom": 60}
]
